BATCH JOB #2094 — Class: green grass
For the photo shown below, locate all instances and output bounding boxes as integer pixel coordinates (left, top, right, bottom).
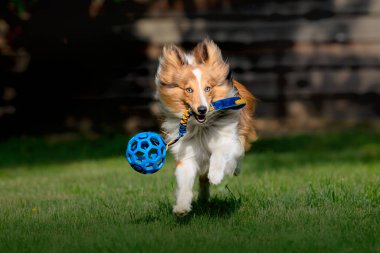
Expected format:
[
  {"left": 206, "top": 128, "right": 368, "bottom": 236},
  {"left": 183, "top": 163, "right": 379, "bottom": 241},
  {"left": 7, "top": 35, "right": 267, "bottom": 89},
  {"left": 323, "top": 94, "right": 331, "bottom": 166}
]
[{"left": 0, "top": 131, "right": 379, "bottom": 253}]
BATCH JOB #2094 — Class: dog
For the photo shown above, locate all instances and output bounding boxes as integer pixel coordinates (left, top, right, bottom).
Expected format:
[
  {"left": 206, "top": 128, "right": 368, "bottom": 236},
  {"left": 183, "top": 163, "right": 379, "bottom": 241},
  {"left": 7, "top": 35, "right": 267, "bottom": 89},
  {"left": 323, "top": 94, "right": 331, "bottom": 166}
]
[{"left": 155, "top": 38, "right": 256, "bottom": 216}]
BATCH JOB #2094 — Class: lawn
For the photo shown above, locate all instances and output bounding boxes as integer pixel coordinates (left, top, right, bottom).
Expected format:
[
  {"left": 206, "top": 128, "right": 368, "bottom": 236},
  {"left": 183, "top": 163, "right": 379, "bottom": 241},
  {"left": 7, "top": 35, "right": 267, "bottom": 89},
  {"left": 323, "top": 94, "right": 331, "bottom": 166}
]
[{"left": 0, "top": 131, "right": 379, "bottom": 253}]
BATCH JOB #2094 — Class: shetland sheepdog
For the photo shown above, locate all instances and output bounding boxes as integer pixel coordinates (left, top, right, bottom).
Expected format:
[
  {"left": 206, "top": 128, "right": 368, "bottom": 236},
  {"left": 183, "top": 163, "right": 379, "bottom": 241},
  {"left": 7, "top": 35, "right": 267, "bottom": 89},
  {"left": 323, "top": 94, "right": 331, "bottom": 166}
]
[{"left": 155, "top": 39, "right": 256, "bottom": 216}]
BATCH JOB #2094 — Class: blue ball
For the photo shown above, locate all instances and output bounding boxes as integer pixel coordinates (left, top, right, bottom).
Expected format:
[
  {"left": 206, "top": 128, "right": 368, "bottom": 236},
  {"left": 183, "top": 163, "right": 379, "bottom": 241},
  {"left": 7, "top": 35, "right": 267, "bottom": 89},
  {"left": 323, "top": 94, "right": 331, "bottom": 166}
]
[{"left": 126, "top": 132, "right": 167, "bottom": 174}]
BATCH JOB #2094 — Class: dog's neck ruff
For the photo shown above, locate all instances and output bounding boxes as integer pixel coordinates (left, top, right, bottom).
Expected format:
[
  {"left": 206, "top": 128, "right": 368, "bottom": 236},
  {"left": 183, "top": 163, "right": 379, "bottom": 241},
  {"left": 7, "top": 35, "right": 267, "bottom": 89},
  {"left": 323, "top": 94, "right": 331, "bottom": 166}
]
[{"left": 165, "top": 97, "right": 246, "bottom": 150}]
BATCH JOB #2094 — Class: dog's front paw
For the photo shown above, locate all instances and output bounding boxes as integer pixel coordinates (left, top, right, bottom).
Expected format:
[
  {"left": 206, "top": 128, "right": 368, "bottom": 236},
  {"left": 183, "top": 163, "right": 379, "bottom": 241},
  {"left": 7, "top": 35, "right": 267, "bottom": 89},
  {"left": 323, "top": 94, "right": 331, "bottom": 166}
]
[
  {"left": 173, "top": 204, "right": 191, "bottom": 217},
  {"left": 208, "top": 169, "right": 224, "bottom": 185}
]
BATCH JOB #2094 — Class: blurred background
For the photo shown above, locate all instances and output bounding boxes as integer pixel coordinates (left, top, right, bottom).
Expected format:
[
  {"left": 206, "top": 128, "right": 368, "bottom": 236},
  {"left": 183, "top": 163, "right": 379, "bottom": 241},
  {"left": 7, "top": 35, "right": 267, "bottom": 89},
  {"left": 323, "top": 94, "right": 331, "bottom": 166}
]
[{"left": 1, "top": 0, "right": 380, "bottom": 140}]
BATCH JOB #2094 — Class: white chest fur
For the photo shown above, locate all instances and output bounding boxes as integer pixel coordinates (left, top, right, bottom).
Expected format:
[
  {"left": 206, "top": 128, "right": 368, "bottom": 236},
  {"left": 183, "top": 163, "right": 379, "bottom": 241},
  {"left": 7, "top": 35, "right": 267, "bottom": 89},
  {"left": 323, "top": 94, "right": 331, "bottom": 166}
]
[{"left": 162, "top": 110, "right": 244, "bottom": 175}]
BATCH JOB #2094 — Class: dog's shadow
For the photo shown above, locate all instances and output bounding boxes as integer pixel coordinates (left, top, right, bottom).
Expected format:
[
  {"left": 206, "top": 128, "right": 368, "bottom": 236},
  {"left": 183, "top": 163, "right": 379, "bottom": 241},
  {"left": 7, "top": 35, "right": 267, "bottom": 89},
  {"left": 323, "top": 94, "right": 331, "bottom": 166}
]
[
  {"left": 128, "top": 195, "right": 241, "bottom": 225},
  {"left": 195, "top": 196, "right": 241, "bottom": 217},
  {"left": 175, "top": 196, "right": 242, "bottom": 224}
]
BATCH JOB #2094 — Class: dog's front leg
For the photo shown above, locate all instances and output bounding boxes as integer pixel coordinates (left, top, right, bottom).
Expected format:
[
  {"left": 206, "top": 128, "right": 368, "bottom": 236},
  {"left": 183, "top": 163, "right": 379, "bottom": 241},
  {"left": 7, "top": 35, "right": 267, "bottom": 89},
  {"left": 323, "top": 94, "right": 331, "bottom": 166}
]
[
  {"left": 208, "top": 150, "right": 227, "bottom": 185},
  {"left": 208, "top": 144, "right": 243, "bottom": 185},
  {"left": 198, "top": 175, "right": 210, "bottom": 202},
  {"left": 173, "top": 159, "right": 198, "bottom": 216}
]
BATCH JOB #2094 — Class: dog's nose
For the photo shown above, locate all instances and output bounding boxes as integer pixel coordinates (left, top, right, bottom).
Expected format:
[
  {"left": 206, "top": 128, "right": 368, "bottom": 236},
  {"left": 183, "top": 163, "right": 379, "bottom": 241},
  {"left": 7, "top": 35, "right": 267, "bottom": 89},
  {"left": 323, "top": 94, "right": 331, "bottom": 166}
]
[{"left": 197, "top": 106, "right": 207, "bottom": 115}]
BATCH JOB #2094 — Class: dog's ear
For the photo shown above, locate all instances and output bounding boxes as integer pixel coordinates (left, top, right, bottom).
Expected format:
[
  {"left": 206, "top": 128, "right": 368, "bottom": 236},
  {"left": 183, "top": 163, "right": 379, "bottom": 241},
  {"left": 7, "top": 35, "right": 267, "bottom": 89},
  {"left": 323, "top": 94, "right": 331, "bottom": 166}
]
[
  {"left": 193, "top": 38, "right": 223, "bottom": 65},
  {"left": 161, "top": 44, "right": 187, "bottom": 68},
  {"left": 156, "top": 45, "right": 186, "bottom": 87},
  {"left": 194, "top": 38, "right": 231, "bottom": 85},
  {"left": 193, "top": 40, "right": 208, "bottom": 64}
]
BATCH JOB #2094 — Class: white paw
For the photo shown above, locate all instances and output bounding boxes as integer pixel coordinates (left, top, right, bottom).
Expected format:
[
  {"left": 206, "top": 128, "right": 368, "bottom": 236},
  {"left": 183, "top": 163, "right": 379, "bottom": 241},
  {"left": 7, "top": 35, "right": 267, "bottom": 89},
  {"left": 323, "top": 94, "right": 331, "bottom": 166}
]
[
  {"left": 173, "top": 204, "right": 191, "bottom": 217},
  {"left": 208, "top": 170, "right": 224, "bottom": 185}
]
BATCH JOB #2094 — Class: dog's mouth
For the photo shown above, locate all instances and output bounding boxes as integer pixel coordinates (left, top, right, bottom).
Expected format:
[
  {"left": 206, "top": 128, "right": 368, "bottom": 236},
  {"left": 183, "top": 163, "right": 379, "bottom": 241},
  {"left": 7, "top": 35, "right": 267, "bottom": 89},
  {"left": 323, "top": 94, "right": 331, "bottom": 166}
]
[{"left": 193, "top": 113, "right": 206, "bottom": 123}]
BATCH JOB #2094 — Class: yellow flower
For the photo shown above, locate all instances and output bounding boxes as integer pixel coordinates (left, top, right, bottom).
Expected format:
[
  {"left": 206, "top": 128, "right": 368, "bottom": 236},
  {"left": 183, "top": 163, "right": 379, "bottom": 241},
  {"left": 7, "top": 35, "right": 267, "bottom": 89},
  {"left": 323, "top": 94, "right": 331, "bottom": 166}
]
[{"left": 32, "top": 207, "right": 38, "bottom": 213}]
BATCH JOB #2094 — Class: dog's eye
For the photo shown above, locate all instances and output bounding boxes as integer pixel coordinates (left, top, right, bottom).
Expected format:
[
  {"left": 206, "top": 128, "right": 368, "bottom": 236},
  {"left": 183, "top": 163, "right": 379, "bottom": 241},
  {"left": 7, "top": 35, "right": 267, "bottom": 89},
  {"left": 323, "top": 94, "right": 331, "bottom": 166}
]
[
  {"left": 186, "top": 88, "right": 193, "bottom": 93},
  {"left": 204, "top": 87, "right": 211, "bottom": 92}
]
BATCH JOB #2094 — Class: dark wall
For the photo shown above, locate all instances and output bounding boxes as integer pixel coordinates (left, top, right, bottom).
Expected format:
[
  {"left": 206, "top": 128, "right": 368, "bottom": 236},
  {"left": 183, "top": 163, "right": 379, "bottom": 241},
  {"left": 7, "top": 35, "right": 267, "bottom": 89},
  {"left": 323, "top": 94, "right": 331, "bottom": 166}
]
[{"left": 1, "top": 0, "right": 380, "bottom": 138}]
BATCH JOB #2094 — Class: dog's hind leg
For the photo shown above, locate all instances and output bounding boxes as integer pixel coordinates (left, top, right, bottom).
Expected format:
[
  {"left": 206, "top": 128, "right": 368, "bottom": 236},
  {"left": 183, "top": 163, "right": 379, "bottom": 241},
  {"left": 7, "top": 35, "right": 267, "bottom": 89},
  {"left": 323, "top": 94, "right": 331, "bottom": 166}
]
[
  {"left": 233, "top": 160, "right": 241, "bottom": 176},
  {"left": 173, "top": 159, "right": 198, "bottom": 216},
  {"left": 198, "top": 175, "right": 210, "bottom": 202}
]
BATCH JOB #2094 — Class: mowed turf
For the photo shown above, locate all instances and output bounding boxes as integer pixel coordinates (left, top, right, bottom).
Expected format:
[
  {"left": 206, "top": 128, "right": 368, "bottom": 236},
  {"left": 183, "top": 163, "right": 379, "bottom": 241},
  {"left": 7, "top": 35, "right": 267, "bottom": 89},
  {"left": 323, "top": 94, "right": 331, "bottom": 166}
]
[{"left": 0, "top": 131, "right": 379, "bottom": 253}]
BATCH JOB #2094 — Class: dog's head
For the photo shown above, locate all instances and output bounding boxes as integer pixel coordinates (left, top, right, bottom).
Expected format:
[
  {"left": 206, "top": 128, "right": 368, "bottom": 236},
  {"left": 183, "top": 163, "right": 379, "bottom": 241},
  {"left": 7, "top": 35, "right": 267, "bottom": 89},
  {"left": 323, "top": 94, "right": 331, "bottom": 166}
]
[{"left": 155, "top": 39, "right": 233, "bottom": 123}]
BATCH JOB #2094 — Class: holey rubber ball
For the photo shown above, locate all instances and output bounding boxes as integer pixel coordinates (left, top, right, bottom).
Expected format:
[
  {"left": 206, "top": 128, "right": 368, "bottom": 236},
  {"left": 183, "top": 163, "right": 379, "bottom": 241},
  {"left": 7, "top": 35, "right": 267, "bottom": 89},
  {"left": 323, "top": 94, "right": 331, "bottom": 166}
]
[{"left": 126, "top": 132, "right": 167, "bottom": 174}]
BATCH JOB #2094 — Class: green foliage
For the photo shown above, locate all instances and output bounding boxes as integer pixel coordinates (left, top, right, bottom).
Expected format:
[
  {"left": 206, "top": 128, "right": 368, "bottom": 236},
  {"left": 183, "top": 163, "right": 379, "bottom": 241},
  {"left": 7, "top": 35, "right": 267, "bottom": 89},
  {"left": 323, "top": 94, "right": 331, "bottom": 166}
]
[{"left": 0, "top": 131, "right": 379, "bottom": 253}]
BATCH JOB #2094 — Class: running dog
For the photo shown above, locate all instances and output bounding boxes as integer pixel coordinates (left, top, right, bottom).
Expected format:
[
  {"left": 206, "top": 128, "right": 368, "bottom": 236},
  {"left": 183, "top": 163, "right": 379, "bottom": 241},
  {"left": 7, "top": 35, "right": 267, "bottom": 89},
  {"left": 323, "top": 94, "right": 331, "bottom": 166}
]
[{"left": 155, "top": 38, "right": 256, "bottom": 216}]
